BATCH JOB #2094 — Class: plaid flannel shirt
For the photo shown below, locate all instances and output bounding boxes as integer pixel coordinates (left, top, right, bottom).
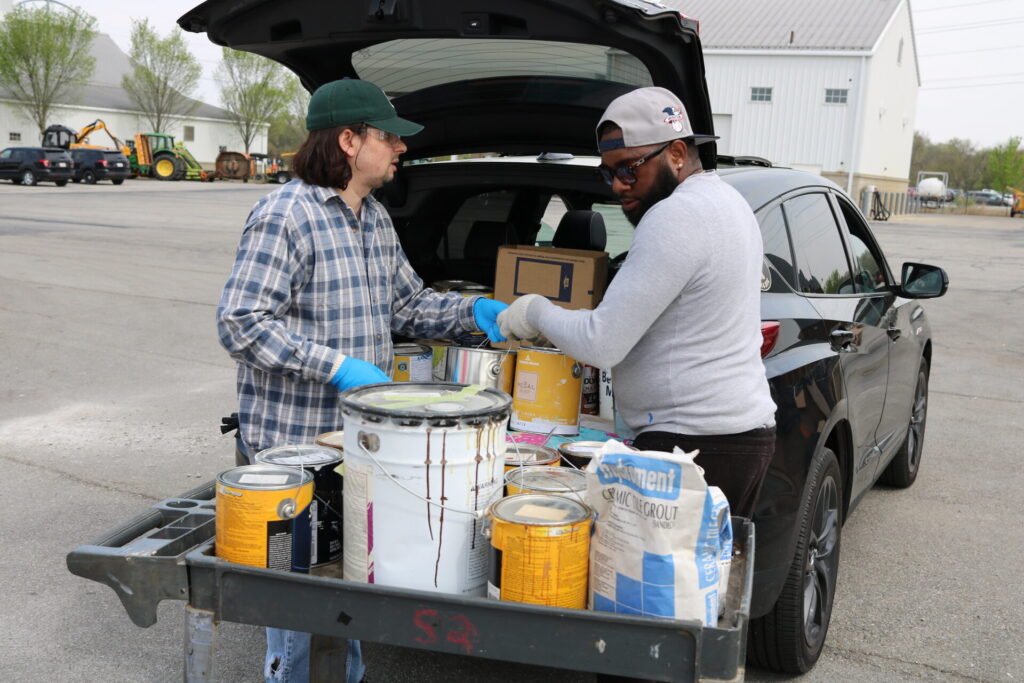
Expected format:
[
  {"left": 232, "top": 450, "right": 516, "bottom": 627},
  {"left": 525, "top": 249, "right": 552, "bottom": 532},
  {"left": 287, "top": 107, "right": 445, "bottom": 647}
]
[{"left": 217, "top": 181, "right": 478, "bottom": 451}]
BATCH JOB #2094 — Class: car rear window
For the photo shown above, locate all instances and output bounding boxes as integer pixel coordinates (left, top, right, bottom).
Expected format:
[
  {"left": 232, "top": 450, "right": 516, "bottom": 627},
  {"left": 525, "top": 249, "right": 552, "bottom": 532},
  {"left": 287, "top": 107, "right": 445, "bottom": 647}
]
[
  {"left": 44, "top": 150, "right": 69, "bottom": 160},
  {"left": 758, "top": 206, "right": 796, "bottom": 289},
  {"left": 783, "top": 193, "right": 852, "bottom": 295},
  {"left": 353, "top": 39, "right": 653, "bottom": 95}
]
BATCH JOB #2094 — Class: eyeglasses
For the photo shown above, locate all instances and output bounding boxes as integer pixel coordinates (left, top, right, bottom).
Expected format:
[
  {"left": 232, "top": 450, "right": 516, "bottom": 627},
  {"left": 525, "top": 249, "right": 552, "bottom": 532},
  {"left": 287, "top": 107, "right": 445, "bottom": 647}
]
[
  {"left": 597, "top": 142, "right": 671, "bottom": 186},
  {"left": 367, "top": 127, "right": 402, "bottom": 147}
]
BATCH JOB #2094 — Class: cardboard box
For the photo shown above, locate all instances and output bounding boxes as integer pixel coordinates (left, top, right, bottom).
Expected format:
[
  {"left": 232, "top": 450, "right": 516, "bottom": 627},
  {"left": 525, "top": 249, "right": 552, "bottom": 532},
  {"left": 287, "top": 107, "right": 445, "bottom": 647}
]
[{"left": 494, "top": 245, "right": 608, "bottom": 310}]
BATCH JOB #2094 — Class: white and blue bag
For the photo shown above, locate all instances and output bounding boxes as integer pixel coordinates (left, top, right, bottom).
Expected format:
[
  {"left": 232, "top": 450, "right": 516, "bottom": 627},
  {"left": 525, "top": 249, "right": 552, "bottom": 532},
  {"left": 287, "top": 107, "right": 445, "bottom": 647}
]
[{"left": 586, "top": 440, "right": 732, "bottom": 626}]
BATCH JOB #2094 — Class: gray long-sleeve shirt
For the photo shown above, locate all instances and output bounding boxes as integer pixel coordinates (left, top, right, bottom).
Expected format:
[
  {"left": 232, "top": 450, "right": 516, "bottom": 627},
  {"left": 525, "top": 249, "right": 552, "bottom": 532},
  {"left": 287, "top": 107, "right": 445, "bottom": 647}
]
[{"left": 526, "top": 171, "right": 776, "bottom": 436}]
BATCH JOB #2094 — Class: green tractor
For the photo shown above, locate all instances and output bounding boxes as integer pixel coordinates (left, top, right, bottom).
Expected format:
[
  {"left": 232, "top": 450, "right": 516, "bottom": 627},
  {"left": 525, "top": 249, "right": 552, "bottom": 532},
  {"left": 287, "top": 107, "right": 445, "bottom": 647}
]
[{"left": 127, "top": 133, "right": 212, "bottom": 181}]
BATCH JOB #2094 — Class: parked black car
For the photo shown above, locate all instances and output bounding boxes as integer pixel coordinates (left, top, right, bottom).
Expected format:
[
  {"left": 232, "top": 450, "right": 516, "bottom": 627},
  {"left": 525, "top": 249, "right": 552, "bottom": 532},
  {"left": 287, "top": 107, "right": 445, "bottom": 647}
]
[
  {"left": 0, "top": 146, "right": 73, "bottom": 186},
  {"left": 69, "top": 148, "right": 131, "bottom": 185},
  {"left": 181, "top": 0, "right": 949, "bottom": 675}
]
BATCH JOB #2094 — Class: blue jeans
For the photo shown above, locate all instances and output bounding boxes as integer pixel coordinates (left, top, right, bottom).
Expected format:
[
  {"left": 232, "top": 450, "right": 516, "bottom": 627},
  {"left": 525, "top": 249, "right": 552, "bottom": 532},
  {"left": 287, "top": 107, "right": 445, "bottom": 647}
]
[{"left": 265, "top": 629, "right": 364, "bottom": 682}]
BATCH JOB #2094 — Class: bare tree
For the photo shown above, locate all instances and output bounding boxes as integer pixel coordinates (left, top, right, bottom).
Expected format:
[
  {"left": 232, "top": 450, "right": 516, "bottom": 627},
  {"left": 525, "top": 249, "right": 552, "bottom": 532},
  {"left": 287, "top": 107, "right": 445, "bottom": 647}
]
[
  {"left": 268, "top": 75, "right": 310, "bottom": 155},
  {"left": 216, "top": 48, "right": 294, "bottom": 153},
  {"left": 0, "top": 4, "right": 97, "bottom": 134},
  {"left": 121, "top": 18, "right": 201, "bottom": 134}
]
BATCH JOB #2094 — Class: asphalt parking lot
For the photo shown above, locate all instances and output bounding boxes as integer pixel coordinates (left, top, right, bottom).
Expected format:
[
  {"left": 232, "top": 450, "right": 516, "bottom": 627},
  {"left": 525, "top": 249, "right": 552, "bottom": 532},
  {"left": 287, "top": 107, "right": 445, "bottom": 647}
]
[{"left": 1, "top": 179, "right": 1021, "bottom": 681}]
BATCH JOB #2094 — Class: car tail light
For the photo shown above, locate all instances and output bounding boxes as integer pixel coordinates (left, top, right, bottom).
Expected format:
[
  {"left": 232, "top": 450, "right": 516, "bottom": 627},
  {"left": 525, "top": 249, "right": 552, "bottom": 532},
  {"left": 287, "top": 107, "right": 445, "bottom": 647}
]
[
  {"left": 760, "top": 321, "right": 780, "bottom": 358},
  {"left": 97, "top": 160, "right": 108, "bottom": 167},
  {"left": 39, "top": 159, "right": 50, "bottom": 167}
]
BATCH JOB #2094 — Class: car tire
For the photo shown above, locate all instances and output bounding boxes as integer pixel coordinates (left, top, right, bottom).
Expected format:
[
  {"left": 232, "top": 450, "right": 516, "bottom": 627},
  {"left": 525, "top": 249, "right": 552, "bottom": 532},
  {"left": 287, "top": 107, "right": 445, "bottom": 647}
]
[
  {"left": 748, "top": 447, "right": 842, "bottom": 674},
  {"left": 112, "top": 178, "right": 125, "bottom": 186},
  {"left": 83, "top": 169, "right": 97, "bottom": 184},
  {"left": 276, "top": 171, "right": 291, "bottom": 184},
  {"left": 55, "top": 179, "right": 68, "bottom": 187},
  {"left": 21, "top": 169, "right": 37, "bottom": 186},
  {"left": 879, "top": 359, "right": 929, "bottom": 488}
]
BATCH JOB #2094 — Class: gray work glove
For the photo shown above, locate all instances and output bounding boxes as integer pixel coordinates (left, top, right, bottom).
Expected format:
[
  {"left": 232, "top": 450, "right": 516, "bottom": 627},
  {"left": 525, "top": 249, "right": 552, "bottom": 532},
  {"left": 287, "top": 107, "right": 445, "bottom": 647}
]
[{"left": 498, "top": 294, "right": 544, "bottom": 341}]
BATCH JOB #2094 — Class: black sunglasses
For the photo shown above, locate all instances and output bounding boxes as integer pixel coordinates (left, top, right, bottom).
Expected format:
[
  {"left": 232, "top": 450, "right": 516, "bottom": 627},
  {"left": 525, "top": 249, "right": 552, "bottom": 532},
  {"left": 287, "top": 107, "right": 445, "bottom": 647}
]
[{"left": 597, "top": 142, "right": 671, "bottom": 186}]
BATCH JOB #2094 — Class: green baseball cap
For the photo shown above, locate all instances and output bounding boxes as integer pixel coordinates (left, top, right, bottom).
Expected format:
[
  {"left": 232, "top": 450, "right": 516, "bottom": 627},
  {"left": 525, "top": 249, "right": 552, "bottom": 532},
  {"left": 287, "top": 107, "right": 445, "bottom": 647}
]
[{"left": 305, "top": 78, "right": 424, "bottom": 135}]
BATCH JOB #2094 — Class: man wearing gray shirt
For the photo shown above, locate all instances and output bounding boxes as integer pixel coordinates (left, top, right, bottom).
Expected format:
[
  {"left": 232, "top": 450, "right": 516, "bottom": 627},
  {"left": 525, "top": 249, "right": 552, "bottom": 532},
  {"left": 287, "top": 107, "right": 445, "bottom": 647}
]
[{"left": 499, "top": 87, "right": 776, "bottom": 518}]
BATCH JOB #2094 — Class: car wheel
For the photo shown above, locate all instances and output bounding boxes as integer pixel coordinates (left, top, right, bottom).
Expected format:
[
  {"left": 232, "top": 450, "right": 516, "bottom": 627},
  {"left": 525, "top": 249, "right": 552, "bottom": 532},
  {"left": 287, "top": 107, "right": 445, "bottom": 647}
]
[
  {"left": 55, "top": 179, "right": 68, "bottom": 187},
  {"left": 112, "top": 178, "right": 125, "bottom": 186},
  {"left": 879, "top": 359, "right": 929, "bottom": 488},
  {"left": 83, "top": 169, "right": 97, "bottom": 184},
  {"left": 748, "top": 448, "right": 842, "bottom": 674},
  {"left": 276, "top": 171, "right": 291, "bottom": 184},
  {"left": 21, "top": 169, "right": 37, "bottom": 186}
]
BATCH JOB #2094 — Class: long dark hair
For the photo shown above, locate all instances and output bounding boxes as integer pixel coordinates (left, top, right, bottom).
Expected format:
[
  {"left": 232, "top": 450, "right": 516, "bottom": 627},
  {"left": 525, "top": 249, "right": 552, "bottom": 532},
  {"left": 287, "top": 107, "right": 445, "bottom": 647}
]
[{"left": 291, "top": 124, "right": 366, "bottom": 189}]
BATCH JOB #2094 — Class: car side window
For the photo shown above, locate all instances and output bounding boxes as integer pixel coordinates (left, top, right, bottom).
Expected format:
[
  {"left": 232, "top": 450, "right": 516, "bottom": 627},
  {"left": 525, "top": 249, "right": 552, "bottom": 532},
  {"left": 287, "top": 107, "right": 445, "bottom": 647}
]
[
  {"left": 757, "top": 205, "right": 796, "bottom": 289},
  {"left": 784, "top": 193, "right": 853, "bottom": 295},
  {"left": 833, "top": 196, "right": 889, "bottom": 294},
  {"left": 0, "top": 149, "right": 9, "bottom": 159}
]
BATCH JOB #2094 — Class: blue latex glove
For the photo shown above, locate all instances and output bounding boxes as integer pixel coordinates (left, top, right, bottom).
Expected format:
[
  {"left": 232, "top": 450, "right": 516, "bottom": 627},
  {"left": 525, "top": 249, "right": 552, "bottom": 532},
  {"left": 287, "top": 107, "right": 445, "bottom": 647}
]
[
  {"left": 473, "top": 298, "right": 509, "bottom": 343},
  {"left": 329, "top": 356, "right": 390, "bottom": 391}
]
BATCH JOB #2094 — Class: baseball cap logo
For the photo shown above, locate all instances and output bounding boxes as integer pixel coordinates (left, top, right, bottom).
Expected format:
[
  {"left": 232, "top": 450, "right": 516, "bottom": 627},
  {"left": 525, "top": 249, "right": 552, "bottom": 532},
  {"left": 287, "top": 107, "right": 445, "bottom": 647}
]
[{"left": 662, "top": 106, "right": 686, "bottom": 133}]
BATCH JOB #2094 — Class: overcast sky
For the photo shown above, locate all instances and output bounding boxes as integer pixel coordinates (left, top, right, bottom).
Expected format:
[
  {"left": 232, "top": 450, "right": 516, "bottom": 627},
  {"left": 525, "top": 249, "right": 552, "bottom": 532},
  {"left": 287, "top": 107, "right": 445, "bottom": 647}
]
[{"left": 74, "top": 0, "right": 1024, "bottom": 150}]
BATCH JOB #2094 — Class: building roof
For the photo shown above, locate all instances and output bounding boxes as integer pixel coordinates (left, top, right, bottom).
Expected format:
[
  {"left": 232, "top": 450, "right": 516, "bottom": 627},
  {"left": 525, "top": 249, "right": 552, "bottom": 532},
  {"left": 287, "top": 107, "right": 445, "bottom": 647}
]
[
  {"left": 660, "top": 0, "right": 904, "bottom": 51},
  {"left": 1, "top": 32, "right": 229, "bottom": 120}
]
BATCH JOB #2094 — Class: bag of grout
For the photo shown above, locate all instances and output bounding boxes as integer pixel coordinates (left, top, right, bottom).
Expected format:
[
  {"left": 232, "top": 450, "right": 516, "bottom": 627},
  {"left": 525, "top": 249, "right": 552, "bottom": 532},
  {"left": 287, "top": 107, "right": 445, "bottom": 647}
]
[{"left": 585, "top": 440, "right": 732, "bottom": 626}]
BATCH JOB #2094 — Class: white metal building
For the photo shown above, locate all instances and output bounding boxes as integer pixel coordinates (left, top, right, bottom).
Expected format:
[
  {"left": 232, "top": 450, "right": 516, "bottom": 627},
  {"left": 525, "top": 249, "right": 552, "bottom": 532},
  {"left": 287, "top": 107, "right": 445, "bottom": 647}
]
[
  {"left": 0, "top": 6, "right": 264, "bottom": 165},
  {"left": 665, "top": 0, "right": 919, "bottom": 198}
]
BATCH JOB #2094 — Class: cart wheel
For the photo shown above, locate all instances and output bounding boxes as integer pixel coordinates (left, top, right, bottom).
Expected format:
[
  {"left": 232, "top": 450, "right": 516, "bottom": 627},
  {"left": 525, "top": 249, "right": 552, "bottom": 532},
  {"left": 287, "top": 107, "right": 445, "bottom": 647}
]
[
  {"left": 878, "top": 359, "right": 928, "bottom": 488},
  {"left": 748, "top": 448, "right": 842, "bottom": 673}
]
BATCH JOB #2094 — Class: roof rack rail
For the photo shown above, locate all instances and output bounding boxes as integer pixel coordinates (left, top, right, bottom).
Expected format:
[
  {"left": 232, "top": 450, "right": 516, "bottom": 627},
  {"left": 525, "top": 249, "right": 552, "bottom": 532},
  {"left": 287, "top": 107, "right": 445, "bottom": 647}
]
[{"left": 717, "top": 155, "right": 774, "bottom": 168}]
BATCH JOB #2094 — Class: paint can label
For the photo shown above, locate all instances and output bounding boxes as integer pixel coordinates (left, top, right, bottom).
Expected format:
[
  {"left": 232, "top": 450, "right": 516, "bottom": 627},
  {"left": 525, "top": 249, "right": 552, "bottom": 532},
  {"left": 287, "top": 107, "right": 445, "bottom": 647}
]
[{"left": 215, "top": 480, "right": 313, "bottom": 571}]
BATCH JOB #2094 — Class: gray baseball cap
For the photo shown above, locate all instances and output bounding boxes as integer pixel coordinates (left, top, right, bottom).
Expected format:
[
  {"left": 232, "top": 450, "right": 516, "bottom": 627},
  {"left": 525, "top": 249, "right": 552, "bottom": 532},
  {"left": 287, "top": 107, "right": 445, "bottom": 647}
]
[{"left": 596, "top": 86, "right": 718, "bottom": 152}]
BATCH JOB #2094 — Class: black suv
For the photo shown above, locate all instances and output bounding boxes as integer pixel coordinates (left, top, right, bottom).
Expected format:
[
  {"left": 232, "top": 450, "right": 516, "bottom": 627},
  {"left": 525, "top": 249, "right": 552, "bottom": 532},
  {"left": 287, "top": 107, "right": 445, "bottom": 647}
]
[
  {"left": 181, "top": 0, "right": 948, "bottom": 675},
  {"left": 70, "top": 148, "right": 131, "bottom": 185},
  {"left": 0, "top": 147, "right": 73, "bottom": 186}
]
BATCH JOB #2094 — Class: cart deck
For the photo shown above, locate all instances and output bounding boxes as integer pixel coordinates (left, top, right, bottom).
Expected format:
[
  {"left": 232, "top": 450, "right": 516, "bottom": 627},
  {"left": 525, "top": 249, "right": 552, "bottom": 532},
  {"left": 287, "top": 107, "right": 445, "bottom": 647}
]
[{"left": 67, "top": 481, "right": 753, "bottom": 682}]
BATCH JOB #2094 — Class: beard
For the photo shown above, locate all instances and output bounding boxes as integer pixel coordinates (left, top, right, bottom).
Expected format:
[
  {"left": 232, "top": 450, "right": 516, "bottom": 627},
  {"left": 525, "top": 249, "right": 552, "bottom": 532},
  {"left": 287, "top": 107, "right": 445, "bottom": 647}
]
[{"left": 622, "top": 162, "right": 680, "bottom": 227}]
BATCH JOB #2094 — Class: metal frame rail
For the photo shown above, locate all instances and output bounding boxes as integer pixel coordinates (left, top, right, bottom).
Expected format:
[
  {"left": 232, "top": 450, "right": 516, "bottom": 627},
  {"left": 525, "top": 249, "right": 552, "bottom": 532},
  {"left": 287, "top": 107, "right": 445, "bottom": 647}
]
[{"left": 66, "top": 482, "right": 754, "bottom": 682}]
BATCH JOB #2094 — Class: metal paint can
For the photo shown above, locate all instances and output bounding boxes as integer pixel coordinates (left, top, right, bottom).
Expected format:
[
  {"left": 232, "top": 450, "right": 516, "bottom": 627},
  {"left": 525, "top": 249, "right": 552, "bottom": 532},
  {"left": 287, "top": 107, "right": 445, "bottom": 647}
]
[
  {"left": 505, "top": 465, "right": 587, "bottom": 499},
  {"left": 445, "top": 346, "right": 516, "bottom": 395},
  {"left": 510, "top": 346, "right": 583, "bottom": 436},
  {"left": 504, "top": 443, "right": 560, "bottom": 471},
  {"left": 557, "top": 441, "right": 606, "bottom": 471},
  {"left": 314, "top": 430, "right": 344, "bottom": 454},
  {"left": 340, "top": 382, "right": 511, "bottom": 596},
  {"left": 486, "top": 494, "right": 592, "bottom": 608},
  {"left": 215, "top": 464, "right": 314, "bottom": 572},
  {"left": 414, "top": 339, "right": 453, "bottom": 381},
  {"left": 581, "top": 365, "right": 599, "bottom": 415},
  {"left": 393, "top": 343, "right": 433, "bottom": 382},
  {"left": 255, "top": 444, "right": 344, "bottom": 567}
]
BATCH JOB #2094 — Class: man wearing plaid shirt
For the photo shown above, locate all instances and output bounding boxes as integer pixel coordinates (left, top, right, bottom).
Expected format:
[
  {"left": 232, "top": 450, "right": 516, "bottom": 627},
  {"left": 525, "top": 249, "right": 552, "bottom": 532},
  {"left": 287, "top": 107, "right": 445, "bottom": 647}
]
[{"left": 216, "top": 79, "right": 508, "bottom": 683}]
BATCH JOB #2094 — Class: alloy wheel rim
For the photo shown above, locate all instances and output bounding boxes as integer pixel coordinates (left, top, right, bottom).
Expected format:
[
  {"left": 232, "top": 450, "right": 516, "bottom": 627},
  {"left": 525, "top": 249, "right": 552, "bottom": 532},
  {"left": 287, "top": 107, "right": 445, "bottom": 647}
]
[
  {"left": 907, "top": 373, "right": 927, "bottom": 472},
  {"left": 22, "top": 171, "right": 32, "bottom": 183},
  {"left": 803, "top": 475, "right": 839, "bottom": 648}
]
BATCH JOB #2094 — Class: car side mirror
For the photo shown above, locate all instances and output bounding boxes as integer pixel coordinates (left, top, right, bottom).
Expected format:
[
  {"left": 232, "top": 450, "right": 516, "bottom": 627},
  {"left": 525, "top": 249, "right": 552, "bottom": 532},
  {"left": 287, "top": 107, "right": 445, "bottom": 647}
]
[{"left": 897, "top": 262, "right": 948, "bottom": 299}]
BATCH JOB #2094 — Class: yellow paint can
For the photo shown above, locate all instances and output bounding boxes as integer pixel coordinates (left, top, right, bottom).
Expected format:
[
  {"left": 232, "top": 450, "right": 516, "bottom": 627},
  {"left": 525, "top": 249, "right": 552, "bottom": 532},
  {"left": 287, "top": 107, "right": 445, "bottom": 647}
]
[
  {"left": 392, "top": 343, "right": 433, "bottom": 382},
  {"left": 486, "top": 493, "right": 592, "bottom": 608},
  {"left": 510, "top": 346, "right": 583, "bottom": 436}
]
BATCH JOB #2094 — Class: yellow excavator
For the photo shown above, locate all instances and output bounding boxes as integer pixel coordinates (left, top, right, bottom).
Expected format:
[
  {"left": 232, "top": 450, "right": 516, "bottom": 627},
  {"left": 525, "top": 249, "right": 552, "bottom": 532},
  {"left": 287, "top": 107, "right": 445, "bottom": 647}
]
[{"left": 42, "top": 120, "right": 131, "bottom": 156}]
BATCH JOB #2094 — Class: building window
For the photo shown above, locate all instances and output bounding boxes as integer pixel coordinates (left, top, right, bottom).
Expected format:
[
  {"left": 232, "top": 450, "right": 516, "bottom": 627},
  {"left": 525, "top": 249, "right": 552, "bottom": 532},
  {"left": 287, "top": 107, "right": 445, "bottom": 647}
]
[
  {"left": 184, "top": 125, "right": 195, "bottom": 142},
  {"left": 825, "top": 88, "right": 848, "bottom": 104},
  {"left": 9, "top": 132, "right": 20, "bottom": 142},
  {"left": 750, "top": 87, "right": 773, "bottom": 102}
]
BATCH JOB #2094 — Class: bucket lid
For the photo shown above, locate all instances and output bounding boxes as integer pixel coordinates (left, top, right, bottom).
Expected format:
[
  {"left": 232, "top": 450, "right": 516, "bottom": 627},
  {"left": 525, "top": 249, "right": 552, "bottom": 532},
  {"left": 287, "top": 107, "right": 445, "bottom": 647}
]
[
  {"left": 505, "top": 443, "right": 559, "bottom": 465},
  {"left": 394, "top": 343, "right": 431, "bottom": 355},
  {"left": 341, "top": 382, "right": 511, "bottom": 419},
  {"left": 255, "top": 444, "right": 343, "bottom": 467},
  {"left": 491, "top": 493, "right": 590, "bottom": 526},
  {"left": 218, "top": 463, "right": 313, "bottom": 489},
  {"left": 558, "top": 441, "right": 605, "bottom": 457},
  {"left": 505, "top": 465, "right": 587, "bottom": 492},
  {"left": 314, "top": 431, "right": 345, "bottom": 451}
]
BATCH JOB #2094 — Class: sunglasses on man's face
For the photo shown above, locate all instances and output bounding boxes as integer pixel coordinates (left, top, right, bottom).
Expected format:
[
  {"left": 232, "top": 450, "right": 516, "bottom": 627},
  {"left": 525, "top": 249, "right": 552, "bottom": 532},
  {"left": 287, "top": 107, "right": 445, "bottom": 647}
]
[{"left": 597, "top": 142, "right": 671, "bottom": 186}]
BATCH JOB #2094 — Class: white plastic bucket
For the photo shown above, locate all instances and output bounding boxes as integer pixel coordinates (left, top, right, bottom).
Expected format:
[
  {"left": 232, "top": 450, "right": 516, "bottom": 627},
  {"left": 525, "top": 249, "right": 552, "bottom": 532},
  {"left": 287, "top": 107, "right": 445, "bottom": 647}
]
[{"left": 340, "top": 382, "right": 511, "bottom": 596}]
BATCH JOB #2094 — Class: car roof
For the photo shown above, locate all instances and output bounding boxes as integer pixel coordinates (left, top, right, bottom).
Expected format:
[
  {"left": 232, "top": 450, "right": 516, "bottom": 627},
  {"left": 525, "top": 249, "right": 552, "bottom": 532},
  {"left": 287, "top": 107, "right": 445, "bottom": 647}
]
[{"left": 716, "top": 165, "right": 846, "bottom": 211}]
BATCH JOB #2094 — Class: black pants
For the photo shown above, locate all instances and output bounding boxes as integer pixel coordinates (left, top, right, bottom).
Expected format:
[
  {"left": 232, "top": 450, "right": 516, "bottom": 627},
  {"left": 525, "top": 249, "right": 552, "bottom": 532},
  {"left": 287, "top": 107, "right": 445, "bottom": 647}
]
[{"left": 633, "top": 426, "right": 776, "bottom": 519}]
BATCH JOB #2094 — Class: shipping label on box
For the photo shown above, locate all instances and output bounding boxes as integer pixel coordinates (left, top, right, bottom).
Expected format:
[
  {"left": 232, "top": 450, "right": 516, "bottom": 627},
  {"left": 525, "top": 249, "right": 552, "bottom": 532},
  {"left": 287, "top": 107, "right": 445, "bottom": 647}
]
[{"left": 495, "top": 245, "right": 608, "bottom": 310}]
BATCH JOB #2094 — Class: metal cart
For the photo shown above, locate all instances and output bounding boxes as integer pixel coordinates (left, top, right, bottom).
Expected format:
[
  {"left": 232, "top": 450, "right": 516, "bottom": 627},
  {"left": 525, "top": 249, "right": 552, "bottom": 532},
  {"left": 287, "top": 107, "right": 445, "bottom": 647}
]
[{"left": 66, "top": 481, "right": 754, "bottom": 682}]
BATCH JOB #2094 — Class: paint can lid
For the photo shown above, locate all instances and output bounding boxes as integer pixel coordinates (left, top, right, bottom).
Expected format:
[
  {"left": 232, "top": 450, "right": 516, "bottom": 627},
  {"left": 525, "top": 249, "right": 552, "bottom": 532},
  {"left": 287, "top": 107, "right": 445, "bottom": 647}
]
[
  {"left": 255, "top": 444, "right": 343, "bottom": 468},
  {"left": 218, "top": 463, "right": 313, "bottom": 490},
  {"left": 557, "top": 441, "right": 606, "bottom": 458},
  {"left": 504, "top": 443, "right": 559, "bottom": 466},
  {"left": 491, "top": 493, "right": 591, "bottom": 526},
  {"left": 314, "top": 431, "right": 345, "bottom": 451},
  {"left": 393, "top": 343, "right": 431, "bottom": 356},
  {"left": 341, "top": 382, "right": 511, "bottom": 421},
  {"left": 505, "top": 465, "right": 587, "bottom": 492}
]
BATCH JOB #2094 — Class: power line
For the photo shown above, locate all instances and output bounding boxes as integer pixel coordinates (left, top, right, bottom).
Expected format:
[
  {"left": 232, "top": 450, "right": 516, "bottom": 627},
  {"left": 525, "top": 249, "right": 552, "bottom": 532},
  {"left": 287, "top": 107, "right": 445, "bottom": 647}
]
[
  {"left": 920, "top": 79, "right": 1024, "bottom": 90},
  {"left": 924, "top": 70, "right": 1024, "bottom": 83},
  {"left": 917, "top": 16, "right": 1024, "bottom": 33},
  {"left": 915, "top": 0, "right": 1017, "bottom": 12},
  {"left": 919, "top": 44, "right": 1024, "bottom": 57}
]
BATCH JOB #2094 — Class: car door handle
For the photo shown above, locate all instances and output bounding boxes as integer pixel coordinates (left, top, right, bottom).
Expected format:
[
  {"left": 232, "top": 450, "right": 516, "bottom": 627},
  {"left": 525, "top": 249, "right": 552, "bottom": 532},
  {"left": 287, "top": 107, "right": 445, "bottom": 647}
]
[{"left": 829, "top": 329, "right": 856, "bottom": 352}]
